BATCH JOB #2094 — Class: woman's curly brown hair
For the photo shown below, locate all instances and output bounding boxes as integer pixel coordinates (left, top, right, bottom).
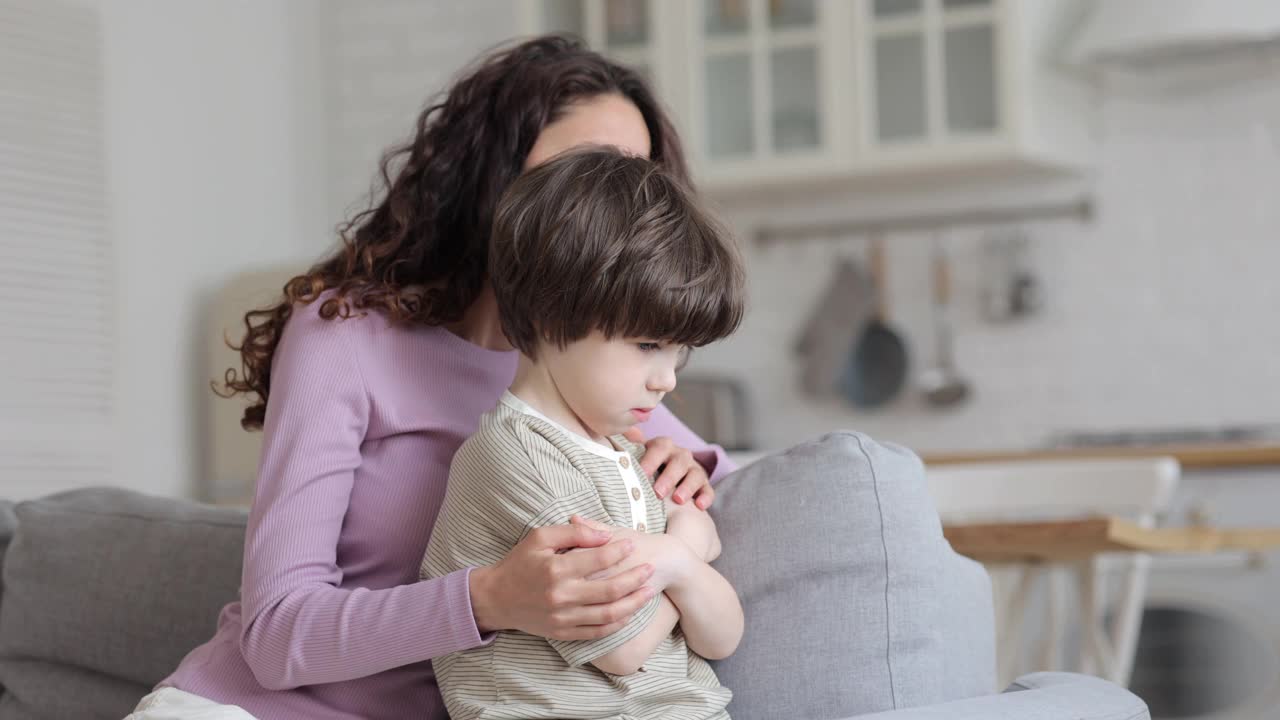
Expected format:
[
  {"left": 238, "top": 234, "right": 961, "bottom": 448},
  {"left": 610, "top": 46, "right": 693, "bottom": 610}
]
[{"left": 216, "top": 35, "right": 690, "bottom": 430}]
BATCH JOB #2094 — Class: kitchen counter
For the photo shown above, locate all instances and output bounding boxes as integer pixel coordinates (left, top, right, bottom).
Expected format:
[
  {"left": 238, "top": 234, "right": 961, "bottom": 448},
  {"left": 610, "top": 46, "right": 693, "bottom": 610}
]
[
  {"left": 943, "top": 515, "right": 1280, "bottom": 563},
  {"left": 921, "top": 443, "right": 1280, "bottom": 469}
]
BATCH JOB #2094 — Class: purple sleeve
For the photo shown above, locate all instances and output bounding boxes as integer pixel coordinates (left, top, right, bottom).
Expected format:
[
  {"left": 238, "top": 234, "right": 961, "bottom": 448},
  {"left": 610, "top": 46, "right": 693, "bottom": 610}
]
[
  {"left": 236, "top": 309, "right": 486, "bottom": 690},
  {"left": 638, "top": 404, "right": 738, "bottom": 485}
]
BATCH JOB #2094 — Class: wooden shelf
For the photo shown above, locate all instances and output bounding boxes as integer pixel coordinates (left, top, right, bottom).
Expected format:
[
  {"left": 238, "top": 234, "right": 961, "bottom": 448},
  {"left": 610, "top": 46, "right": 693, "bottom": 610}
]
[
  {"left": 943, "top": 516, "right": 1280, "bottom": 564},
  {"left": 922, "top": 444, "right": 1280, "bottom": 470}
]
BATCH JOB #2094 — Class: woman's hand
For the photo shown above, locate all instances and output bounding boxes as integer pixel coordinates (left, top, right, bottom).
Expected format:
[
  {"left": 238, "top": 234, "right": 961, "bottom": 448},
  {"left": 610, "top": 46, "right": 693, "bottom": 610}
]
[
  {"left": 469, "top": 523, "right": 657, "bottom": 641},
  {"left": 623, "top": 429, "right": 715, "bottom": 510},
  {"left": 569, "top": 516, "right": 697, "bottom": 592}
]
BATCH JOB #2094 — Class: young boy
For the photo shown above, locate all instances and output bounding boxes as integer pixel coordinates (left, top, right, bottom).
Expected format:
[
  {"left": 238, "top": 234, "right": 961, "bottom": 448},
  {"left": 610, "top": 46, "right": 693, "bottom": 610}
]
[{"left": 420, "top": 147, "right": 746, "bottom": 720}]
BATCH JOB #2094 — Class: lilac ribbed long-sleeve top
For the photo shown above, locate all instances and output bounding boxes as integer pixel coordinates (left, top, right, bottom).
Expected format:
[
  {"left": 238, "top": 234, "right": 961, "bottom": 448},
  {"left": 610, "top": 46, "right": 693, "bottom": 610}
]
[{"left": 161, "top": 298, "right": 734, "bottom": 720}]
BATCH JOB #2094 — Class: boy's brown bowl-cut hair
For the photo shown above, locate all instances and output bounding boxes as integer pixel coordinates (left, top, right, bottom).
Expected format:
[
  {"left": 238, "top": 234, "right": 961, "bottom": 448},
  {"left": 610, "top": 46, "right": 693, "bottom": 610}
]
[{"left": 490, "top": 147, "right": 745, "bottom": 359}]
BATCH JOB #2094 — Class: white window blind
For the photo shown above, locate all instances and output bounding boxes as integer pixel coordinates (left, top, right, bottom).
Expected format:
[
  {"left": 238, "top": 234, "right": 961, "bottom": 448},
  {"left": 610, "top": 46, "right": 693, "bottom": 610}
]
[{"left": 0, "top": 0, "right": 113, "bottom": 499}]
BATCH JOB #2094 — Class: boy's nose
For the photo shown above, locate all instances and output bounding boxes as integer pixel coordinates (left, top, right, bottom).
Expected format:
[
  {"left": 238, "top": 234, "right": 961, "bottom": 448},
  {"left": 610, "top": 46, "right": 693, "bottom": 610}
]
[{"left": 648, "top": 366, "right": 677, "bottom": 393}]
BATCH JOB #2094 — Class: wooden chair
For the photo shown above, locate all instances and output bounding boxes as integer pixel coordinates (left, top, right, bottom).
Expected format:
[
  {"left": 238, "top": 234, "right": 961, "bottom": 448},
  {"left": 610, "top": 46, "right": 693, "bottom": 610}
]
[{"left": 926, "top": 457, "right": 1181, "bottom": 688}]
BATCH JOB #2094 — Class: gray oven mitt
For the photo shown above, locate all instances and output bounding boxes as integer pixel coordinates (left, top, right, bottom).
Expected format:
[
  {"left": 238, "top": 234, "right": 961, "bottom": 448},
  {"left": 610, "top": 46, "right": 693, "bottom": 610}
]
[{"left": 794, "top": 258, "right": 875, "bottom": 397}]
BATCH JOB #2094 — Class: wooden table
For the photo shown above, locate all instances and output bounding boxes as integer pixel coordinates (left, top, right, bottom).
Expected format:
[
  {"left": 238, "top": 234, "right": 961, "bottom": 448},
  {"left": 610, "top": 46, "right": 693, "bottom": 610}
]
[
  {"left": 941, "top": 516, "right": 1280, "bottom": 687},
  {"left": 923, "top": 442, "right": 1280, "bottom": 470},
  {"left": 943, "top": 516, "right": 1280, "bottom": 564}
]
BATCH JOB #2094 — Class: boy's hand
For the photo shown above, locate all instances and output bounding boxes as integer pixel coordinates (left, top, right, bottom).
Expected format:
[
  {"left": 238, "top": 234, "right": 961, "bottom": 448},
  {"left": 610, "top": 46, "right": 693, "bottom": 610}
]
[
  {"left": 623, "top": 429, "right": 714, "bottom": 510},
  {"left": 665, "top": 499, "right": 722, "bottom": 563},
  {"left": 570, "top": 516, "right": 696, "bottom": 592}
]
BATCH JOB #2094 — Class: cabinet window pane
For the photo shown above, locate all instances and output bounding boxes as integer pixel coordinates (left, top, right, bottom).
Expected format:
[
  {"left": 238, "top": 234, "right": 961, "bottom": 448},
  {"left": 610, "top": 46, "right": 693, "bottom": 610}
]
[
  {"left": 705, "top": 0, "right": 749, "bottom": 36},
  {"left": 769, "top": 0, "right": 815, "bottom": 29},
  {"left": 771, "top": 46, "right": 819, "bottom": 151},
  {"left": 944, "top": 24, "right": 998, "bottom": 133},
  {"left": 874, "top": 0, "right": 921, "bottom": 18},
  {"left": 874, "top": 34, "right": 927, "bottom": 141},
  {"left": 542, "top": 0, "right": 585, "bottom": 38},
  {"left": 605, "top": 0, "right": 648, "bottom": 46},
  {"left": 706, "top": 54, "right": 754, "bottom": 157}
]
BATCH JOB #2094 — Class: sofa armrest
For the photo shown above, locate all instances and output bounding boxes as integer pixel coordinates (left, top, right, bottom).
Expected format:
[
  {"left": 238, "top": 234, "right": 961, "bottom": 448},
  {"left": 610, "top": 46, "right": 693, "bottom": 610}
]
[{"left": 849, "top": 672, "right": 1150, "bottom": 720}]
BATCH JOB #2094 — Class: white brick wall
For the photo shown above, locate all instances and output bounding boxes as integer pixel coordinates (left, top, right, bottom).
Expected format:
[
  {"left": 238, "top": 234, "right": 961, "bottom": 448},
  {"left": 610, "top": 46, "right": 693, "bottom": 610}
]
[
  {"left": 322, "top": 7, "right": 1280, "bottom": 455},
  {"left": 326, "top": 0, "right": 520, "bottom": 235}
]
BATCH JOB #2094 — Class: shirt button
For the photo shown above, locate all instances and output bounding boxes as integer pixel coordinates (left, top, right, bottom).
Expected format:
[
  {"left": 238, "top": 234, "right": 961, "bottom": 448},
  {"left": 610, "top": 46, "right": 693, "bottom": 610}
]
[
  {"left": 619, "top": 456, "right": 630, "bottom": 469},
  {"left": 636, "top": 522, "right": 646, "bottom": 532},
  {"left": 631, "top": 487, "right": 641, "bottom": 501}
]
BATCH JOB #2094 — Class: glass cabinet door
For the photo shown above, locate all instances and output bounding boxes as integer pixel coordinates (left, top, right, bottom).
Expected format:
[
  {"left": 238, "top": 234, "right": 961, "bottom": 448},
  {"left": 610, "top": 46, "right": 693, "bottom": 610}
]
[
  {"left": 941, "top": 0, "right": 997, "bottom": 135},
  {"left": 536, "top": 0, "right": 655, "bottom": 85},
  {"left": 703, "top": 0, "right": 754, "bottom": 158},
  {"left": 768, "top": 0, "right": 820, "bottom": 153},
  {"left": 540, "top": 0, "right": 587, "bottom": 37},
  {"left": 867, "top": 0, "right": 998, "bottom": 145},
  {"left": 699, "top": 0, "right": 823, "bottom": 161}
]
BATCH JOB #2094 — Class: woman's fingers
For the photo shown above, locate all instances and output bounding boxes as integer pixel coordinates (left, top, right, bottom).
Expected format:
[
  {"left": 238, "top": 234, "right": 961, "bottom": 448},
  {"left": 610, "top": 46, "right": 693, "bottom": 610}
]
[
  {"left": 559, "top": 536, "right": 638, "bottom": 581},
  {"left": 639, "top": 437, "right": 674, "bottom": 479},
  {"left": 549, "top": 617, "right": 631, "bottom": 642},
  {"left": 528, "top": 522, "right": 611, "bottom": 553},
  {"left": 693, "top": 483, "right": 716, "bottom": 510},
  {"left": 569, "top": 514, "right": 614, "bottom": 533},
  {"left": 550, "top": 583, "right": 656, "bottom": 639},
  {"left": 575, "top": 563, "right": 655, "bottom": 605},
  {"left": 655, "top": 454, "right": 697, "bottom": 502}
]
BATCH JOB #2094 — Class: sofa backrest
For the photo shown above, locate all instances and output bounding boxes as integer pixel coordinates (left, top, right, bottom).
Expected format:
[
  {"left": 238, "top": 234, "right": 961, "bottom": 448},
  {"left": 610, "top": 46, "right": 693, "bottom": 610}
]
[
  {"left": 708, "top": 432, "right": 997, "bottom": 720},
  {"left": 0, "top": 488, "right": 247, "bottom": 720}
]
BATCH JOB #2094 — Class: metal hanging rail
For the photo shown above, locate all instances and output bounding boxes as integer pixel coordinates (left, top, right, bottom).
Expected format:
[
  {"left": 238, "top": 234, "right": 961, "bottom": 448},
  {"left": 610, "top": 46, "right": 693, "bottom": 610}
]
[{"left": 753, "top": 196, "right": 1094, "bottom": 247}]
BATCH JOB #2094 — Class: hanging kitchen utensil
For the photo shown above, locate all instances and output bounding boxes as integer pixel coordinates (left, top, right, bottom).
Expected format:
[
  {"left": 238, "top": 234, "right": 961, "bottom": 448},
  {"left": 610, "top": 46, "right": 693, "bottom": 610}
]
[
  {"left": 794, "top": 257, "right": 875, "bottom": 398},
  {"left": 920, "top": 235, "right": 971, "bottom": 407},
  {"left": 1008, "top": 227, "right": 1042, "bottom": 317},
  {"left": 980, "top": 227, "right": 1042, "bottom": 322},
  {"left": 840, "top": 234, "right": 908, "bottom": 408}
]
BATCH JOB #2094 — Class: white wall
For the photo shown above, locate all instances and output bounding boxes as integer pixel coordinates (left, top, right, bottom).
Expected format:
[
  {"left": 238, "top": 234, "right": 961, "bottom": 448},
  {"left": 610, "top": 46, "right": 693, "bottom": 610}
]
[
  {"left": 103, "top": 0, "right": 330, "bottom": 497},
  {"left": 326, "top": 0, "right": 521, "bottom": 221}
]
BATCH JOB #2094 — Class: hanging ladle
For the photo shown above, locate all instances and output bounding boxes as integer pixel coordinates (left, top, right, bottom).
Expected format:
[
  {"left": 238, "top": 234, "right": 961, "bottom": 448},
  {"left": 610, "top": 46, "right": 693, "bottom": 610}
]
[{"left": 921, "top": 235, "right": 971, "bottom": 407}]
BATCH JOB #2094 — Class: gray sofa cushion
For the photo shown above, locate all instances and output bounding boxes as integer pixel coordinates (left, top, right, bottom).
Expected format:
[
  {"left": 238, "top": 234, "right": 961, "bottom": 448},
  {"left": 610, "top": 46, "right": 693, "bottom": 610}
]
[
  {"left": 0, "top": 487, "right": 247, "bottom": 720},
  {"left": 0, "top": 501, "right": 14, "bottom": 598},
  {"left": 709, "top": 431, "right": 996, "bottom": 720},
  {"left": 0, "top": 501, "right": 13, "bottom": 699}
]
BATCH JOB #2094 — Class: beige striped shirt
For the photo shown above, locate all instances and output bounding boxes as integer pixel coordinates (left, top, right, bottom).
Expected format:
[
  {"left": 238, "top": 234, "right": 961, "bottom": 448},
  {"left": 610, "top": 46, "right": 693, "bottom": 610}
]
[{"left": 420, "top": 391, "right": 732, "bottom": 720}]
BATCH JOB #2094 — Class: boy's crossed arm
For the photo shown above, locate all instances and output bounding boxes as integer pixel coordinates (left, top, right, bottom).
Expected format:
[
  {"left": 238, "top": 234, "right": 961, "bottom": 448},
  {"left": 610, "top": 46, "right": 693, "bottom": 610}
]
[
  {"left": 571, "top": 503, "right": 743, "bottom": 674},
  {"left": 661, "top": 499, "right": 743, "bottom": 661}
]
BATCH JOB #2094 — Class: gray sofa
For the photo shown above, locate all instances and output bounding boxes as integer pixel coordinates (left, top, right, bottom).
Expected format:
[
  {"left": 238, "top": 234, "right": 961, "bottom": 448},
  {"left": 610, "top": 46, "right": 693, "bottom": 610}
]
[{"left": 0, "top": 432, "right": 1151, "bottom": 720}]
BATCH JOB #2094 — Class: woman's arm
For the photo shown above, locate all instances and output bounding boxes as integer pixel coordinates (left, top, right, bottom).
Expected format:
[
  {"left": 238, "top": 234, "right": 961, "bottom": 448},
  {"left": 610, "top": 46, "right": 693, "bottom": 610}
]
[{"left": 237, "top": 307, "right": 490, "bottom": 689}]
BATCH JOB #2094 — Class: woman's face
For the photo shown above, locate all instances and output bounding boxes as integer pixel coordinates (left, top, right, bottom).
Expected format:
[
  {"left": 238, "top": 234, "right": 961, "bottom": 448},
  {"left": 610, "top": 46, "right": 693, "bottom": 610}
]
[{"left": 525, "top": 93, "right": 652, "bottom": 169}]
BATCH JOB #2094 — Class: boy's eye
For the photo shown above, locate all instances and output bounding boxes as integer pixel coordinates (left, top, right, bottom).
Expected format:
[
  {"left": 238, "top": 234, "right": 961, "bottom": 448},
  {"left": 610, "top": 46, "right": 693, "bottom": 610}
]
[{"left": 637, "top": 342, "right": 662, "bottom": 352}]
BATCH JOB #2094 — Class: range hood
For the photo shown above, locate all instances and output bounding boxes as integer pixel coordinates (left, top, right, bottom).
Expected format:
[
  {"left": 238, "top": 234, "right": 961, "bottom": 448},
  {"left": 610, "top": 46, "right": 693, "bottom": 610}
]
[{"left": 1067, "top": 0, "right": 1280, "bottom": 67}]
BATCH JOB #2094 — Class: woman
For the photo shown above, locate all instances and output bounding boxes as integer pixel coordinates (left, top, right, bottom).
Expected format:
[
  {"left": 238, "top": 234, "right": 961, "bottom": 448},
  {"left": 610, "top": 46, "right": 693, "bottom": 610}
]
[{"left": 129, "top": 35, "right": 733, "bottom": 720}]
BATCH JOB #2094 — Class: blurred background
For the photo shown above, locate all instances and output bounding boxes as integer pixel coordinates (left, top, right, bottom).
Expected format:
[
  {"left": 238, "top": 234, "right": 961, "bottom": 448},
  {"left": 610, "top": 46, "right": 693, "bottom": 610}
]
[{"left": 5, "top": 1, "right": 1280, "bottom": 717}]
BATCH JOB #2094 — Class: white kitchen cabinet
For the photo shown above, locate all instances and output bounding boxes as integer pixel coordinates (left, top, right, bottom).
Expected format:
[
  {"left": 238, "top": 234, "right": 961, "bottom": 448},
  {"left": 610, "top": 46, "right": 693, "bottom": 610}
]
[{"left": 519, "top": 0, "right": 1093, "bottom": 193}]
